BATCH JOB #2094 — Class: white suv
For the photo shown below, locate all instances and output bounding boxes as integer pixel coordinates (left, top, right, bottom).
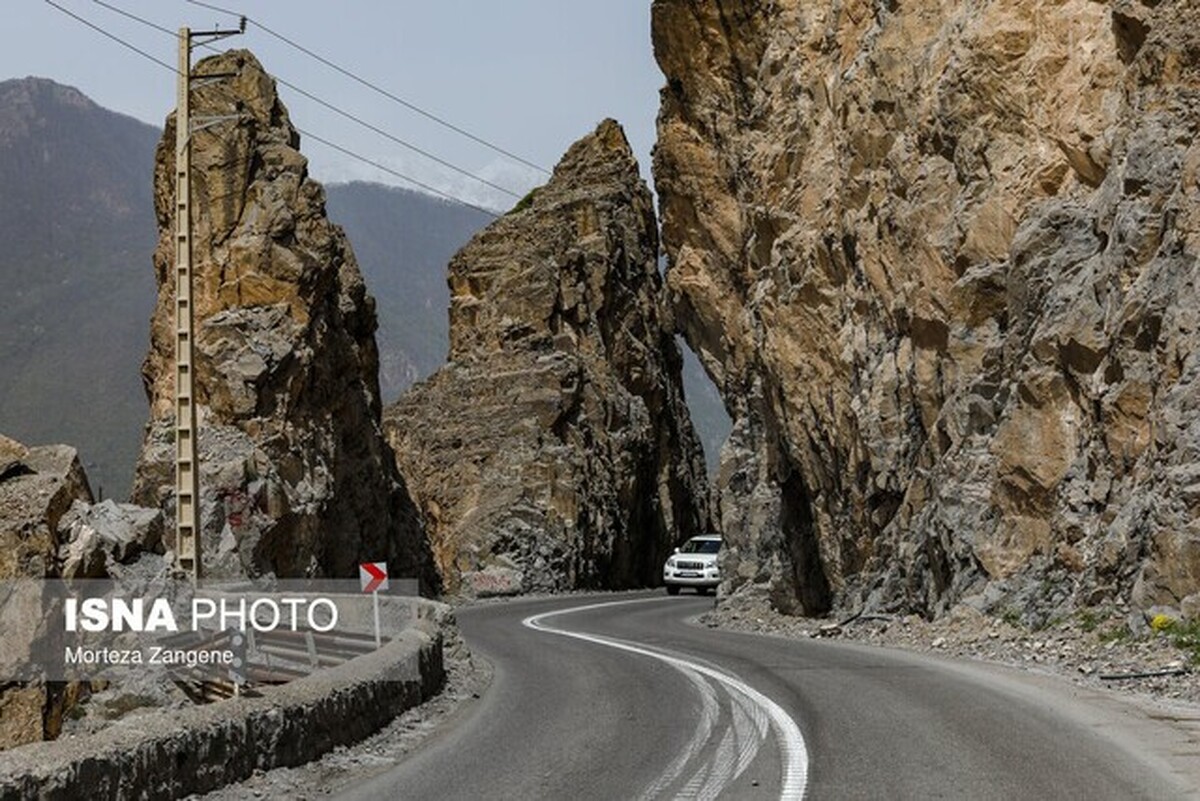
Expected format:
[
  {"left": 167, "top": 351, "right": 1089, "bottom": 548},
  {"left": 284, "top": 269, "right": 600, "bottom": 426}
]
[{"left": 663, "top": 535, "right": 722, "bottom": 595}]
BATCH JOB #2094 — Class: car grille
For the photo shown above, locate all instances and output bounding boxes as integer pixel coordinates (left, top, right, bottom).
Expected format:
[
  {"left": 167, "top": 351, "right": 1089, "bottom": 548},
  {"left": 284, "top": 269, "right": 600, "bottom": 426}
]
[{"left": 676, "top": 561, "right": 707, "bottom": 570}]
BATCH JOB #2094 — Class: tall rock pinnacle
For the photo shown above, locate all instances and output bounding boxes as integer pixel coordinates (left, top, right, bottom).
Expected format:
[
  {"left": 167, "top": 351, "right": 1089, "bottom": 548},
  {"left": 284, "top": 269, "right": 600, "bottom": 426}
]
[
  {"left": 132, "top": 50, "right": 435, "bottom": 586},
  {"left": 385, "top": 119, "right": 711, "bottom": 594}
]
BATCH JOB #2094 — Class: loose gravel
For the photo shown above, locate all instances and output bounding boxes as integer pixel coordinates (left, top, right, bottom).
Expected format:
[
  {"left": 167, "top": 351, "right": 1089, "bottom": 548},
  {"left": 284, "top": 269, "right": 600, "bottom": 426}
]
[{"left": 701, "top": 592, "right": 1200, "bottom": 707}]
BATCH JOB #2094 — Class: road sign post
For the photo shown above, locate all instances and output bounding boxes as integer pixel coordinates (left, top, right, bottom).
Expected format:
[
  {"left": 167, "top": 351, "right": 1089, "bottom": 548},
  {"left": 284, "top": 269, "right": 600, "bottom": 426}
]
[
  {"left": 359, "top": 561, "right": 389, "bottom": 648},
  {"left": 373, "top": 590, "right": 380, "bottom": 649},
  {"left": 229, "top": 630, "right": 246, "bottom": 695}
]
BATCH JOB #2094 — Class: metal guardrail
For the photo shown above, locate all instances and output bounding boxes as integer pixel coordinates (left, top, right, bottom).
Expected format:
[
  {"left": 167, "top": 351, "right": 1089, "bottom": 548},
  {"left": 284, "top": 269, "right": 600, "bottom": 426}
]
[{"left": 157, "top": 627, "right": 382, "bottom": 703}]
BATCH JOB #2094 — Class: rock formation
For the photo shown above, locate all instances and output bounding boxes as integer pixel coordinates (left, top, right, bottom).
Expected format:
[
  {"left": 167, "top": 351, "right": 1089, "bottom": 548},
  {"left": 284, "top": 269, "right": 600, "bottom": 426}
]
[
  {"left": 131, "top": 51, "right": 434, "bottom": 587},
  {"left": 0, "top": 434, "right": 93, "bottom": 748},
  {"left": 385, "top": 120, "right": 710, "bottom": 594},
  {"left": 652, "top": 0, "right": 1200, "bottom": 622}
]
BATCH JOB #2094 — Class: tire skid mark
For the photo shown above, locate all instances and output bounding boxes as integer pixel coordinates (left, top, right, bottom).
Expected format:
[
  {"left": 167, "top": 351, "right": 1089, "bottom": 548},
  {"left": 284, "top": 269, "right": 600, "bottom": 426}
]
[
  {"left": 697, "top": 711, "right": 740, "bottom": 800},
  {"left": 523, "top": 597, "right": 809, "bottom": 800},
  {"left": 730, "top": 689, "right": 766, "bottom": 779},
  {"left": 691, "top": 675, "right": 769, "bottom": 800},
  {"left": 637, "top": 665, "right": 720, "bottom": 800}
]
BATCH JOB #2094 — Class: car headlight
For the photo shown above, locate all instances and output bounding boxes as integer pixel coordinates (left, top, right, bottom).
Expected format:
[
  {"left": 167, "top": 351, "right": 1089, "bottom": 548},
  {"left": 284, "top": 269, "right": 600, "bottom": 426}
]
[{"left": 666, "top": 558, "right": 677, "bottom": 568}]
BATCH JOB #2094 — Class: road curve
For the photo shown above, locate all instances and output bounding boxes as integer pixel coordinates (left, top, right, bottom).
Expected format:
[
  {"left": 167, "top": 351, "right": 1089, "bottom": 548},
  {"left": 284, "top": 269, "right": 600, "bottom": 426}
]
[{"left": 336, "top": 592, "right": 1195, "bottom": 800}]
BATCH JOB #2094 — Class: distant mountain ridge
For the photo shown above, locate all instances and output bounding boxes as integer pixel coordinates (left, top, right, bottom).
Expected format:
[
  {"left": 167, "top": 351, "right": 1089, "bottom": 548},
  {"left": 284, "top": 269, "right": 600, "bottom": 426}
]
[{"left": 0, "top": 76, "right": 159, "bottom": 501}]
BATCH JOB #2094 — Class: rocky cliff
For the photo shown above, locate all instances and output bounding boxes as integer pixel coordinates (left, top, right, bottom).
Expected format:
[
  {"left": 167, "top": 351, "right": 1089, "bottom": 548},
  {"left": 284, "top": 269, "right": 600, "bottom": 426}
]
[
  {"left": 385, "top": 120, "right": 710, "bottom": 594},
  {"left": 652, "top": 0, "right": 1200, "bottom": 622},
  {"left": 131, "top": 51, "right": 434, "bottom": 586}
]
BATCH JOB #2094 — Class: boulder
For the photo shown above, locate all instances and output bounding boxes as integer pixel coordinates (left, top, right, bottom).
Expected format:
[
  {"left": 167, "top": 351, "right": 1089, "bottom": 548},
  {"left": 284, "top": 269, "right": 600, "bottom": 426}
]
[
  {"left": 0, "top": 435, "right": 92, "bottom": 580},
  {"left": 57, "top": 499, "right": 164, "bottom": 579}
]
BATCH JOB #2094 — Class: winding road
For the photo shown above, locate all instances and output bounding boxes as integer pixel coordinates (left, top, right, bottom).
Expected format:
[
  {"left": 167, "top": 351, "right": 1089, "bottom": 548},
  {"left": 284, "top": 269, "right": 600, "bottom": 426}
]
[{"left": 336, "top": 593, "right": 1199, "bottom": 800}]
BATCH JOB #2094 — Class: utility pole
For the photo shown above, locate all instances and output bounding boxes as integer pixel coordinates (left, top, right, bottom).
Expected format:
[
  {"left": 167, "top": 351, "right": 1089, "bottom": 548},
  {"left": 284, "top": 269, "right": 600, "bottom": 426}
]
[{"left": 174, "top": 20, "right": 244, "bottom": 585}]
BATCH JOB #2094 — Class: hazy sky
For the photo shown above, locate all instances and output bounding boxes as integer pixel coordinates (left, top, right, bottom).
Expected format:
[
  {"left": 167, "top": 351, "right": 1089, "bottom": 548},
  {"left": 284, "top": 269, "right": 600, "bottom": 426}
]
[{"left": 5, "top": 1, "right": 664, "bottom": 210}]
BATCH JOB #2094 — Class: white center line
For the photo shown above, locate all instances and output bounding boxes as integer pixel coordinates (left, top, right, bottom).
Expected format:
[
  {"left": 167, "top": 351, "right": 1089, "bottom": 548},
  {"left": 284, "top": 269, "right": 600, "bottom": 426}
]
[{"left": 522, "top": 597, "right": 809, "bottom": 800}]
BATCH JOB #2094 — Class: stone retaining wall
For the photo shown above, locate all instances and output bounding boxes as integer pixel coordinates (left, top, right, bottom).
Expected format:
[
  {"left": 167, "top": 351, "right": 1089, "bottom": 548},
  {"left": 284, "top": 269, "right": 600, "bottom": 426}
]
[{"left": 0, "top": 613, "right": 445, "bottom": 800}]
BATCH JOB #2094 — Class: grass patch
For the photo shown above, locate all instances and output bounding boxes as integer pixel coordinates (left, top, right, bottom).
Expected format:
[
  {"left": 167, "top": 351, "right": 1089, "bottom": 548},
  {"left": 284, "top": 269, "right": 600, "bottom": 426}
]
[
  {"left": 1098, "top": 624, "right": 1133, "bottom": 645},
  {"left": 509, "top": 186, "right": 541, "bottom": 214},
  {"left": 1164, "top": 619, "right": 1200, "bottom": 665},
  {"left": 999, "top": 607, "right": 1023, "bottom": 628},
  {"left": 1035, "top": 614, "right": 1065, "bottom": 632},
  {"left": 1077, "top": 608, "right": 1103, "bottom": 633}
]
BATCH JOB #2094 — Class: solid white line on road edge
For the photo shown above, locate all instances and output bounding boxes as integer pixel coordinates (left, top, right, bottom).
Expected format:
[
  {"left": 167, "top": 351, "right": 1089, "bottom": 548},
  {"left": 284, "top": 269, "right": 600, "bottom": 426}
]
[{"left": 522, "top": 598, "right": 809, "bottom": 800}]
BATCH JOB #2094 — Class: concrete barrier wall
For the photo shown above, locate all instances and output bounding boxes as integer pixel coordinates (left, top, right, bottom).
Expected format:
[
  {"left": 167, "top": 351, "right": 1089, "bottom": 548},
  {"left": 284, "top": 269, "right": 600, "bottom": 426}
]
[{"left": 0, "top": 614, "right": 445, "bottom": 800}]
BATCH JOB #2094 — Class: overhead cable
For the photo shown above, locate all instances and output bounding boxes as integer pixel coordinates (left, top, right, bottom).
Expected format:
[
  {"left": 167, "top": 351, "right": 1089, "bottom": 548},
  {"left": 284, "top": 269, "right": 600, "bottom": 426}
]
[
  {"left": 46, "top": 0, "right": 176, "bottom": 73},
  {"left": 294, "top": 127, "right": 499, "bottom": 218},
  {"left": 45, "top": 0, "right": 506, "bottom": 216},
  {"left": 186, "top": 0, "right": 550, "bottom": 176},
  {"left": 91, "top": 0, "right": 521, "bottom": 199},
  {"left": 91, "top": 0, "right": 174, "bottom": 36}
]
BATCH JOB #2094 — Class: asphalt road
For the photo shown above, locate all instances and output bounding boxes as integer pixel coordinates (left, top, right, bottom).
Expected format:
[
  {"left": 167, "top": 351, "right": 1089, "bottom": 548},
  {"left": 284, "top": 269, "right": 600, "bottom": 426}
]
[{"left": 336, "top": 592, "right": 1196, "bottom": 800}]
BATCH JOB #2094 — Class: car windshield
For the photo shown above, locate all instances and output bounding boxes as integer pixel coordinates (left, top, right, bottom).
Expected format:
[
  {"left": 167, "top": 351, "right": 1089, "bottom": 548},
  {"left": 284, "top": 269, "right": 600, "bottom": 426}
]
[{"left": 680, "top": 539, "right": 721, "bottom": 554}]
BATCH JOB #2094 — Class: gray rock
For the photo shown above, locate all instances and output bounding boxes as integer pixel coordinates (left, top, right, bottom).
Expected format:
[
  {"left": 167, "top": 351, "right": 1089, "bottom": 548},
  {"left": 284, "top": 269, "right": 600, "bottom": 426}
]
[
  {"left": 0, "top": 433, "right": 94, "bottom": 747},
  {"left": 57, "top": 499, "right": 164, "bottom": 578}
]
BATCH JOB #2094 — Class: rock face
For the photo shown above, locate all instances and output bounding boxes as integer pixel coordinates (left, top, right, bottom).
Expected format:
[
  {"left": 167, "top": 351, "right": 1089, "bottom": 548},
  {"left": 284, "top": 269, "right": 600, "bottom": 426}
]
[
  {"left": 385, "top": 120, "right": 710, "bottom": 594},
  {"left": 131, "top": 51, "right": 433, "bottom": 586},
  {"left": 0, "top": 433, "right": 92, "bottom": 580},
  {"left": 652, "top": 0, "right": 1200, "bottom": 621},
  {"left": 0, "top": 433, "right": 93, "bottom": 749}
]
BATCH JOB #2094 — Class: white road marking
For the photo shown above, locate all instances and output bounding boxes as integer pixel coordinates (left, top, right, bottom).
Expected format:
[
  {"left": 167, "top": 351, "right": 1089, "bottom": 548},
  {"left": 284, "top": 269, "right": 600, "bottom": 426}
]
[{"left": 522, "top": 597, "right": 809, "bottom": 800}]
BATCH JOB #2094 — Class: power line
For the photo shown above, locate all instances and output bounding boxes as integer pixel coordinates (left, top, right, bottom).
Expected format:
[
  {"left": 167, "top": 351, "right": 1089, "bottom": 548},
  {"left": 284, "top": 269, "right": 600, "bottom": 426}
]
[
  {"left": 45, "top": 0, "right": 176, "bottom": 73},
  {"left": 270, "top": 74, "right": 521, "bottom": 200},
  {"left": 91, "top": 0, "right": 173, "bottom": 36},
  {"left": 44, "top": 0, "right": 506, "bottom": 217},
  {"left": 90, "top": 0, "right": 524, "bottom": 200},
  {"left": 186, "top": 0, "right": 551, "bottom": 176},
  {"left": 294, "top": 128, "right": 498, "bottom": 219}
]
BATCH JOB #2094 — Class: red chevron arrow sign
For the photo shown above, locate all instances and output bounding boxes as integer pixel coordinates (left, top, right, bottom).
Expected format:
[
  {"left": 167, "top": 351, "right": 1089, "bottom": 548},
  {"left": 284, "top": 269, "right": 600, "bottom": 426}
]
[{"left": 359, "top": 562, "right": 389, "bottom": 594}]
